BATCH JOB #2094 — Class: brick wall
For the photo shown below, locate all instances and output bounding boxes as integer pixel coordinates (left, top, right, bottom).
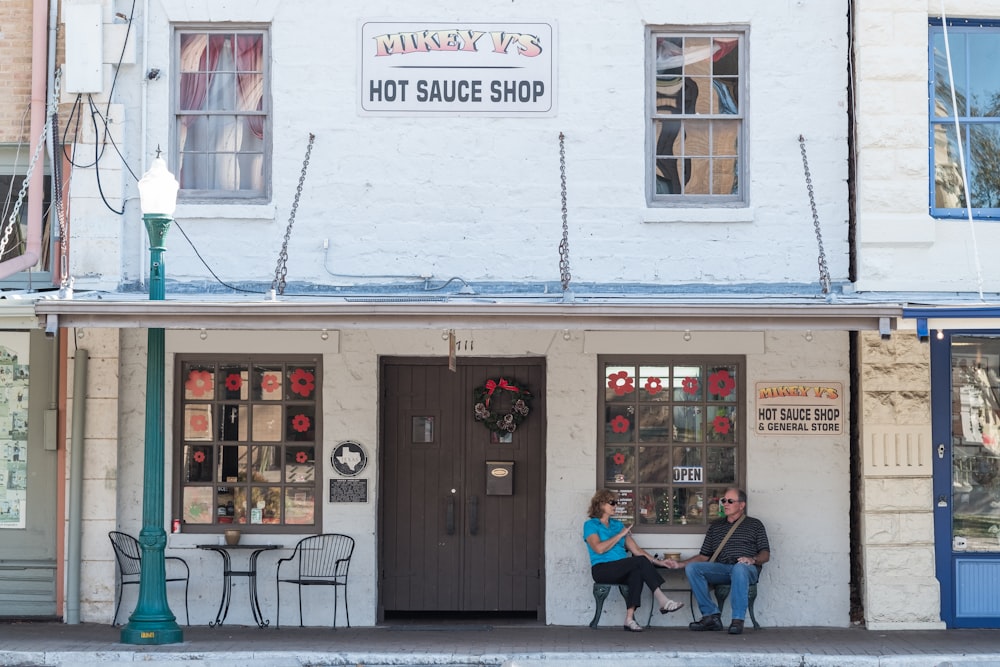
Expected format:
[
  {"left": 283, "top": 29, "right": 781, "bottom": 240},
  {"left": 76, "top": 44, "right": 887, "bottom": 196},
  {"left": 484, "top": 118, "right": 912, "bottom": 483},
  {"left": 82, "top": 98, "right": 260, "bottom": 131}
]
[{"left": 0, "top": 0, "right": 34, "bottom": 145}]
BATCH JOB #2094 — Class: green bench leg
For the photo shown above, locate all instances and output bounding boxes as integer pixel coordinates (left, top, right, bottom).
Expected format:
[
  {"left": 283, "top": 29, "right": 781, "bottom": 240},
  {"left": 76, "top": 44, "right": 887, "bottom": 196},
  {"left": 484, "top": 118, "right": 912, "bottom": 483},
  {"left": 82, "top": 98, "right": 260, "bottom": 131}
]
[
  {"left": 590, "top": 582, "right": 629, "bottom": 628},
  {"left": 713, "top": 583, "right": 760, "bottom": 629}
]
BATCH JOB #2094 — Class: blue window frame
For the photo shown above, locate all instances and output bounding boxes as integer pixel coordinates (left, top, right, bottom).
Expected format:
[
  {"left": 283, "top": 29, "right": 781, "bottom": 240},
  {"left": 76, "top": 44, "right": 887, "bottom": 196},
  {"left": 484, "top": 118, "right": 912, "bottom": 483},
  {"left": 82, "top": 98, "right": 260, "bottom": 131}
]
[{"left": 929, "top": 19, "right": 1000, "bottom": 220}]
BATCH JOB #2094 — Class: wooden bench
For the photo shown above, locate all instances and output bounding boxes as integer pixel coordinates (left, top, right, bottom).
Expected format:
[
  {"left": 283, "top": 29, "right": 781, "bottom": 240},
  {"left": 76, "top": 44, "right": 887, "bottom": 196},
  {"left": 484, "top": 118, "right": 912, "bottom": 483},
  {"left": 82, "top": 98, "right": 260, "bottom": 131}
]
[
  {"left": 590, "top": 582, "right": 629, "bottom": 627},
  {"left": 713, "top": 582, "right": 760, "bottom": 628}
]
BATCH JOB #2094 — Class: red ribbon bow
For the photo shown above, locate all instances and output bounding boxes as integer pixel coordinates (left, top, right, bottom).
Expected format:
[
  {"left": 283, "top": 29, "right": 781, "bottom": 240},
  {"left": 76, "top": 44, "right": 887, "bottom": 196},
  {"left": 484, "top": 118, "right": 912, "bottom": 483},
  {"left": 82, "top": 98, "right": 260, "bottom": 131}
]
[{"left": 484, "top": 378, "right": 519, "bottom": 406}]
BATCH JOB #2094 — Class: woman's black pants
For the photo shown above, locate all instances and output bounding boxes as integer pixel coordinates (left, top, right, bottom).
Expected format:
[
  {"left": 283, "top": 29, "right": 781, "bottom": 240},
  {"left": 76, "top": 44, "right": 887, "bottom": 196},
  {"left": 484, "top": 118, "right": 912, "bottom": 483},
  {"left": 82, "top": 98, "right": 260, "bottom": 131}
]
[{"left": 591, "top": 556, "right": 661, "bottom": 610}]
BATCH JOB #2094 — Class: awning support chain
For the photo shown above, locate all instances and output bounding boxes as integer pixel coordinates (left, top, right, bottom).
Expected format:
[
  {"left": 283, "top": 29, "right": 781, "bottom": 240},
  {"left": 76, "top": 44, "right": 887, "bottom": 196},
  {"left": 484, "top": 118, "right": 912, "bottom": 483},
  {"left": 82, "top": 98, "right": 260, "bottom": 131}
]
[
  {"left": 271, "top": 133, "right": 315, "bottom": 297},
  {"left": 558, "top": 132, "right": 572, "bottom": 296},
  {"left": 799, "top": 134, "right": 832, "bottom": 295}
]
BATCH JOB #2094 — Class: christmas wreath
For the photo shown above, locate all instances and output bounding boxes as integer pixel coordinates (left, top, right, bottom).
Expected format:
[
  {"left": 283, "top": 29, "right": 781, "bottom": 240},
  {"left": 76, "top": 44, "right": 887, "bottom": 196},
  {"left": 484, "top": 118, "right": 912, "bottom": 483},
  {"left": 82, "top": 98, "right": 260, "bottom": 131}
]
[{"left": 473, "top": 378, "right": 532, "bottom": 434}]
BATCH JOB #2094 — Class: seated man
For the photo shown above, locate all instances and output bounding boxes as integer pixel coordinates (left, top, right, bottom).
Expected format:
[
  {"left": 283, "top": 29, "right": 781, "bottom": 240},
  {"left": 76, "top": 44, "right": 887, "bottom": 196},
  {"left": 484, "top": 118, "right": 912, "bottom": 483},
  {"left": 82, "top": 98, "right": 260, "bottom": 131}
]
[{"left": 663, "top": 487, "right": 770, "bottom": 635}]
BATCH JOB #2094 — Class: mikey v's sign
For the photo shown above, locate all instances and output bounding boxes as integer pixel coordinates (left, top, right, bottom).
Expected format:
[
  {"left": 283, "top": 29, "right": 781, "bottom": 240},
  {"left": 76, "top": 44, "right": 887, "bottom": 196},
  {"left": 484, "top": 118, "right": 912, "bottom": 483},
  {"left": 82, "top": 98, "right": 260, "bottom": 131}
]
[{"left": 359, "top": 22, "right": 557, "bottom": 115}]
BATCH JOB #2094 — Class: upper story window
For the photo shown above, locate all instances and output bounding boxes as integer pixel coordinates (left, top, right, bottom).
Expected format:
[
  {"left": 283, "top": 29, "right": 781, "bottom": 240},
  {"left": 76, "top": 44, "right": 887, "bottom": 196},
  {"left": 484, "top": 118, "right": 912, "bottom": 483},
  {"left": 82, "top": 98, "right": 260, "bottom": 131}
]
[
  {"left": 174, "top": 28, "right": 269, "bottom": 202},
  {"left": 174, "top": 355, "right": 320, "bottom": 533},
  {"left": 930, "top": 20, "right": 1000, "bottom": 219},
  {"left": 647, "top": 28, "right": 746, "bottom": 206},
  {"left": 599, "top": 356, "right": 745, "bottom": 533}
]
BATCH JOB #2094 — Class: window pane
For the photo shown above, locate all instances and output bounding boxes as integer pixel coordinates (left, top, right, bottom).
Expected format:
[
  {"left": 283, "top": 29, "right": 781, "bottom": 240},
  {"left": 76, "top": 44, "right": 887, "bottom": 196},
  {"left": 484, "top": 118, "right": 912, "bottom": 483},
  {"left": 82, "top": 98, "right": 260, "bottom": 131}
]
[
  {"left": 285, "top": 446, "right": 315, "bottom": 483},
  {"left": 932, "top": 33, "right": 965, "bottom": 117},
  {"left": 969, "top": 124, "right": 1000, "bottom": 208},
  {"left": 673, "top": 366, "right": 703, "bottom": 401},
  {"left": 639, "top": 365, "right": 670, "bottom": 400},
  {"left": 286, "top": 405, "right": 315, "bottom": 441},
  {"left": 183, "top": 365, "right": 215, "bottom": 400},
  {"left": 252, "top": 486, "right": 281, "bottom": 524},
  {"left": 934, "top": 122, "right": 966, "bottom": 208},
  {"left": 673, "top": 406, "right": 704, "bottom": 442},
  {"left": 218, "top": 404, "right": 248, "bottom": 441},
  {"left": 707, "top": 447, "right": 737, "bottom": 484},
  {"left": 184, "top": 405, "right": 213, "bottom": 441},
  {"left": 284, "top": 488, "right": 315, "bottom": 525},
  {"left": 605, "top": 366, "right": 636, "bottom": 402},
  {"left": 968, "top": 34, "right": 1000, "bottom": 117},
  {"left": 218, "top": 444, "right": 246, "bottom": 483},
  {"left": 605, "top": 446, "right": 634, "bottom": 484},
  {"left": 252, "top": 405, "right": 283, "bottom": 441},
  {"left": 638, "top": 445, "right": 670, "bottom": 483},
  {"left": 605, "top": 405, "right": 634, "bottom": 443},
  {"left": 184, "top": 445, "right": 213, "bottom": 482},
  {"left": 637, "top": 487, "right": 672, "bottom": 525},
  {"left": 219, "top": 364, "right": 248, "bottom": 399},
  {"left": 183, "top": 486, "right": 214, "bottom": 524},
  {"left": 708, "top": 406, "right": 737, "bottom": 443},
  {"left": 638, "top": 405, "right": 670, "bottom": 442},
  {"left": 708, "top": 365, "right": 738, "bottom": 401},
  {"left": 251, "top": 445, "right": 282, "bottom": 482}
]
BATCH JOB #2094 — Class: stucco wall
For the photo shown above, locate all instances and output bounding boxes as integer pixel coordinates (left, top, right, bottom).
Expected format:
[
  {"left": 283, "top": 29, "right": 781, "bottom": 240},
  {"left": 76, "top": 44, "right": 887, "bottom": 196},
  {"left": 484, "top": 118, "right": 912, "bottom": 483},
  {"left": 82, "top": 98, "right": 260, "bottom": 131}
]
[{"left": 83, "top": 326, "right": 852, "bottom": 626}]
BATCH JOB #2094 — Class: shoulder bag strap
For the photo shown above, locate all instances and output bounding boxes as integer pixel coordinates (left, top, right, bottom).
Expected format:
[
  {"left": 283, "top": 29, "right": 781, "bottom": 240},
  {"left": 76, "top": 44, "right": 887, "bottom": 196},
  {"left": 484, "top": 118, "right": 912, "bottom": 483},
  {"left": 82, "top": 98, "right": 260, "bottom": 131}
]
[{"left": 709, "top": 515, "right": 745, "bottom": 563}]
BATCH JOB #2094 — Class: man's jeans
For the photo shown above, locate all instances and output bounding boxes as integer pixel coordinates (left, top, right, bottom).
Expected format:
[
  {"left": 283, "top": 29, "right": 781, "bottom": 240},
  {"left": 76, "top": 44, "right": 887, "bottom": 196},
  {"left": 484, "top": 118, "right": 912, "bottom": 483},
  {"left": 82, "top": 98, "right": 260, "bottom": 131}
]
[{"left": 686, "top": 561, "right": 760, "bottom": 620}]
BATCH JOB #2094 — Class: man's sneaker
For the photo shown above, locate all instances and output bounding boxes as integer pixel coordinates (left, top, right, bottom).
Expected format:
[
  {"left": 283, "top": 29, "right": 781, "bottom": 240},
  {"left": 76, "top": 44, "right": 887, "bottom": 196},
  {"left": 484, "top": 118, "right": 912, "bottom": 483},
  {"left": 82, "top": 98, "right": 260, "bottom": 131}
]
[
  {"left": 728, "top": 619, "right": 745, "bottom": 635},
  {"left": 688, "top": 614, "right": 723, "bottom": 631}
]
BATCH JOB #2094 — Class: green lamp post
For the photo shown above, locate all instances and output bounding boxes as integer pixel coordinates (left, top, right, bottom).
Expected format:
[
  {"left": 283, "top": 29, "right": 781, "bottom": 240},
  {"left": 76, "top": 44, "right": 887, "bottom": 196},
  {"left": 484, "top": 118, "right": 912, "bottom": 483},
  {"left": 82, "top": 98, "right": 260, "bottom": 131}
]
[{"left": 121, "top": 155, "right": 183, "bottom": 645}]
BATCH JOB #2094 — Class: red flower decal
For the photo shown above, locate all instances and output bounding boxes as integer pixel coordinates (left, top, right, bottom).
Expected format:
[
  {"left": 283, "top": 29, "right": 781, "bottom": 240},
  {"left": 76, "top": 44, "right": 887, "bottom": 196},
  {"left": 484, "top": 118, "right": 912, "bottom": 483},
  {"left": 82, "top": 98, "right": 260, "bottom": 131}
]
[
  {"left": 712, "top": 415, "right": 731, "bottom": 435},
  {"left": 261, "top": 374, "right": 280, "bottom": 393},
  {"left": 185, "top": 370, "right": 212, "bottom": 397},
  {"left": 612, "top": 452, "right": 626, "bottom": 466},
  {"left": 225, "top": 373, "right": 243, "bottom": 391},
  {"left": 610, "top": 415, "right": 631, "bottom": 433},
  {"left": 292, "top": 414, "right": 311, "bottom": 433},
  {"left": 290, "top": 368, "right": 315, "bottom": 397},
  {"left": 644, "top": 377, "right": 663, "bottom": 395},
  {"left": 295, "top": 451, "right": 309, "bottom": 464},
  {"left": 682, "top": 377, "right": 700, "bottom": 395},
  {"left": 607, "top": 371, "right": 635, "bottom": 396},
  {"left": 193, "top": 450, "right": 206, "bottom": 463},
  {"left": 190, "top": 414, "right": 208, "bottom": 432},
  {"left": 708, "top": 370, "right": 735, "bottom": 397}
]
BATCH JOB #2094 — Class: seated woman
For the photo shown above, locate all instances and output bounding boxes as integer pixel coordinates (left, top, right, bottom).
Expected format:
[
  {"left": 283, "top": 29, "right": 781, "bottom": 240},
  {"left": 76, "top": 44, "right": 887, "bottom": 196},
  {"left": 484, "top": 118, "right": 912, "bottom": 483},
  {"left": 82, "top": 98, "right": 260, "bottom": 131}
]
[{"left": 584, "top": 488, "right": 684, "bottom": 632}]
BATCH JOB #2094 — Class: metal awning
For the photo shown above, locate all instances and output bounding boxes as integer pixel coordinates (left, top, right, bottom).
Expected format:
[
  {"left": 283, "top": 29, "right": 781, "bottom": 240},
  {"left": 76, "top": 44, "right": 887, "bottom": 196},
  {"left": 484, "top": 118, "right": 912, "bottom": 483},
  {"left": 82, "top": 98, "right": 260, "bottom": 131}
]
[{"left": 34, "top": 296, "right": 903, "bottom": 331}]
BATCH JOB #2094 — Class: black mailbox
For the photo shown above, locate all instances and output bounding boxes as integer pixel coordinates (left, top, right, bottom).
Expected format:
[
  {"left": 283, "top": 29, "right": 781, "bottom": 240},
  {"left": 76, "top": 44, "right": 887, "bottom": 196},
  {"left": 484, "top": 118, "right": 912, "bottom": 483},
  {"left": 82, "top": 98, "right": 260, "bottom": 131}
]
[{"left": 486, "top": 461, "right": 514, "bottom": 495}]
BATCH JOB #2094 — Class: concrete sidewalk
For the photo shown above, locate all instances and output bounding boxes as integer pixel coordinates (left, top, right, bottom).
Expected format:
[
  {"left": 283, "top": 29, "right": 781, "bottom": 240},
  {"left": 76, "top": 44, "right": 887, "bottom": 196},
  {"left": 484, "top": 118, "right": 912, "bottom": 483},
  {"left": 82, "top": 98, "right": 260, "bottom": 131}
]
[{"left": 3, "top": 621, "right": 1000, "bottom": 667}]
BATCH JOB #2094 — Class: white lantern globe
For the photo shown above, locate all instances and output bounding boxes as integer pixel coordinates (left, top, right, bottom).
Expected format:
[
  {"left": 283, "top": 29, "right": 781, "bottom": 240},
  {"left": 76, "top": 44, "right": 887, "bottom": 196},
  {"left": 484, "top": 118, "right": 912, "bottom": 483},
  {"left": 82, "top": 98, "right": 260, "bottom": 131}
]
[{"left": 138, "top": 157, "right": 179, "bottom": 216}]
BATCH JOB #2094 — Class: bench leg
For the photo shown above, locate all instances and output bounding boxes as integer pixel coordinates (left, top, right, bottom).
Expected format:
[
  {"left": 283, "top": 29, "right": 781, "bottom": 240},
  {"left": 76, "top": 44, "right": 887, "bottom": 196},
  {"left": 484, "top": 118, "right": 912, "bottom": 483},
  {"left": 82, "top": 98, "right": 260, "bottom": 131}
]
[
  {"left": 590, "top": 584, "right": 611, "bottom": 628},
  {"left": 747, "top": 586, "right": 760, "bottom": 629}
]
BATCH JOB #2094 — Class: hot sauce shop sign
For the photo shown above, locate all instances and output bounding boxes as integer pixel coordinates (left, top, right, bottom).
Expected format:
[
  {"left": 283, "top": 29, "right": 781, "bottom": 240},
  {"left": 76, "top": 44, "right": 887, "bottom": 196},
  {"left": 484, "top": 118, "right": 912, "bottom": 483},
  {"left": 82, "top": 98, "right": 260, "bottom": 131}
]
[
  {"left": 755, "top": 382, "right": 843, "bottom": 435},
  {"left": 360, "top": 21, "right": 556, "bottom": 115}
]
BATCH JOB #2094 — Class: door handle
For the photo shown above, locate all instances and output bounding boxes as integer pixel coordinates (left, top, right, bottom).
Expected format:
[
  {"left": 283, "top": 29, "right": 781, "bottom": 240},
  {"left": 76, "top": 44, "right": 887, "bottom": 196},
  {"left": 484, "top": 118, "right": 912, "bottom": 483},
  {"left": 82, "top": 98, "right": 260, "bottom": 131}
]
[
  {"left": 469, "top": 495, "right": 478, "bottom": 536},
  {"left": 446, "top": 494, "right": 455, "bottom": 535}
]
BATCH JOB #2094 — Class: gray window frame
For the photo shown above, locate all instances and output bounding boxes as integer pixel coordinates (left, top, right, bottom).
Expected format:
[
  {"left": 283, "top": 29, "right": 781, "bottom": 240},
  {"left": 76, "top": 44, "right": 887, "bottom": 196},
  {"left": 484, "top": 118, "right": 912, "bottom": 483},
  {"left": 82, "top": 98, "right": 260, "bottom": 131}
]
[
  {"left": 646, "top": 26, "right": 747, "bottom": 207},
  {"left": 172, "top": 353, "right": 322, "bottom": 534},
  {"left": 598, "top": 355, "right": 746, "bottom": 534},
  {"left": 171, "top": 25, "right": 272, "bottom": 204}
]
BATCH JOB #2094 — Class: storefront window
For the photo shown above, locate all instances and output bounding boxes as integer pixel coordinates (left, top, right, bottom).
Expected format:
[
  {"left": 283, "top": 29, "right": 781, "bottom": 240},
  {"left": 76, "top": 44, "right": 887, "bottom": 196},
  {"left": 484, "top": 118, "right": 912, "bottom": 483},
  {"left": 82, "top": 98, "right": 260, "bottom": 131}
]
[
  {"left": 599, "top": 356, "right": 745, "bottom": 532},
  {"left": 174, "top": 355, "right": 321, "bottom": 532},
  {"left": 951, "top": 337, "right": 1000, "bottom": 551}
]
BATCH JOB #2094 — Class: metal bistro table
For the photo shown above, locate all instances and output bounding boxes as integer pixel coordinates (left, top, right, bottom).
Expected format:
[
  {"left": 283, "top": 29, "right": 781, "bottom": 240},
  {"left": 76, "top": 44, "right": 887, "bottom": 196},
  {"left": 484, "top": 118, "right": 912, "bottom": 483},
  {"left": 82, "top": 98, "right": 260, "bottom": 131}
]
[{"left": 197, "top": 543, "right": 281, "bottom": 628}]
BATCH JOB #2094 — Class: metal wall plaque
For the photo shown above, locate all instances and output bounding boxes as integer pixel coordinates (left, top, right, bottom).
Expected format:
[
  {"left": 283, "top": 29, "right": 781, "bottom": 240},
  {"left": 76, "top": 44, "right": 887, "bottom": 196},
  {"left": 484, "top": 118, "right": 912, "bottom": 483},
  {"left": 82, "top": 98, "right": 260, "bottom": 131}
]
[
  {"left": 329, "top": 478, "right": 368, "bottom": 503},
  {"left": 331, "top": 440, "right": 368, "bottom": 476}
]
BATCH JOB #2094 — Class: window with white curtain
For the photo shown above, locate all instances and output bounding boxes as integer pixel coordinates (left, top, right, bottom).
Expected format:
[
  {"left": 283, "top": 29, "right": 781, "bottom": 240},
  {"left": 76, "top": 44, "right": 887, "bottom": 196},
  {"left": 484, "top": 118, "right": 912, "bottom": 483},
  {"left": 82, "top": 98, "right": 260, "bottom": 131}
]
[{"left": 173, "top": 28, "right": 269, "bottom": 201}]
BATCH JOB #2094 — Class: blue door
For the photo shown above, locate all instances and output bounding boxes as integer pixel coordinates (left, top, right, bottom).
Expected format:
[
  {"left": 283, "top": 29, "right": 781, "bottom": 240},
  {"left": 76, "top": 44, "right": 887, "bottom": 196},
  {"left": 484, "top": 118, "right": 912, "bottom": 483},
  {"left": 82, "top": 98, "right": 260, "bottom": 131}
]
[{"left": 932, "top": 332, "right": 1000, "bottom": 628}]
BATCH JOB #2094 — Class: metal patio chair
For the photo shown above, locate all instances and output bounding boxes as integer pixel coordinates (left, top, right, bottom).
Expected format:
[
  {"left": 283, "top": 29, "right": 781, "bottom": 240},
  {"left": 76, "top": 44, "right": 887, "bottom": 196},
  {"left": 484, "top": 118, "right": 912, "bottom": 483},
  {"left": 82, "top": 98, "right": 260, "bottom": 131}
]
[
  {"left": 275, "top": 533, "right": 354, "bottom": 628},
  {"left": 108, "top": 530, "right": 190, "bottom": 626}
]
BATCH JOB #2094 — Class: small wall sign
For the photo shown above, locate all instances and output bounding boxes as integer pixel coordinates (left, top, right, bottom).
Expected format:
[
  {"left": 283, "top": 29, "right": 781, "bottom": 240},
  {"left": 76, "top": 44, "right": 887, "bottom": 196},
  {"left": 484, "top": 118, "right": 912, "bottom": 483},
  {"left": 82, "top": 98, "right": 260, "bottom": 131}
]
[
  {"left": 331, "top": 440, "right": 368, "bottom": 476},
  {"left": 330, "top": 479, "right": 368, "bottom": 503},
  {"left": 755, "top": 381, "right": 844, "bottom": 435}
]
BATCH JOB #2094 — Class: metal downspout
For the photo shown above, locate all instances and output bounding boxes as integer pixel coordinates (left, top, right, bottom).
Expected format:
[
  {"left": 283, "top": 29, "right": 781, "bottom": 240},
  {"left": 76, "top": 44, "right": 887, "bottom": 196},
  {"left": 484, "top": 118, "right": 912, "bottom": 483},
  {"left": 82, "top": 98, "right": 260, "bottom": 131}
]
[{"left": 65, "top": 349, "right": 88, "bottom": 623}]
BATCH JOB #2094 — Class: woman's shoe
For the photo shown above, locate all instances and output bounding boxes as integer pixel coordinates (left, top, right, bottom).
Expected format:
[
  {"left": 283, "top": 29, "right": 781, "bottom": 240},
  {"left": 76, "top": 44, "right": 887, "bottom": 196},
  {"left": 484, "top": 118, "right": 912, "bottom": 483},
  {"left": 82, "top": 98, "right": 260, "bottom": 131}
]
[
  {"left": 623, "top": 619, "right": 644, "bottom": 632},
  {"left": 660, "top": 599, "right": 685, "bottom": 614}
]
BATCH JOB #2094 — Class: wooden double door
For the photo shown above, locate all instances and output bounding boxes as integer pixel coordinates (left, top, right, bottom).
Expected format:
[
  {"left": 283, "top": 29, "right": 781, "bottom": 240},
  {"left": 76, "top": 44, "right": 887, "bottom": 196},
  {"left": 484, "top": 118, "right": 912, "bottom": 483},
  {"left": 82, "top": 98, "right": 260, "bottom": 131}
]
[{"left": 380, "top": 358, "right": 544, "bottom": 617}]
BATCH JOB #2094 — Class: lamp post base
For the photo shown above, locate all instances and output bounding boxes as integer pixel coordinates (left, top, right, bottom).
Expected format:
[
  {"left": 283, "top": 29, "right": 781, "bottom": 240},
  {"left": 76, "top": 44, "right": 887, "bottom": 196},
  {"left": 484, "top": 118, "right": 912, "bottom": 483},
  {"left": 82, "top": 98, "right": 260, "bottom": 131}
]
[{"left": 120, "top": 619, "right": 183, "bottom": 645}]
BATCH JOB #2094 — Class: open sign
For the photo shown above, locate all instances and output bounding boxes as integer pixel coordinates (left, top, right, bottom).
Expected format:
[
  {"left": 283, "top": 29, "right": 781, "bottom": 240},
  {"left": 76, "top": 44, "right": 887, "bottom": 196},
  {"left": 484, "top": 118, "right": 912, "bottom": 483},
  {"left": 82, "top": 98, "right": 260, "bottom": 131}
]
[{"left": 673, "top": 466, "right": 703, "bottom": 483}]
